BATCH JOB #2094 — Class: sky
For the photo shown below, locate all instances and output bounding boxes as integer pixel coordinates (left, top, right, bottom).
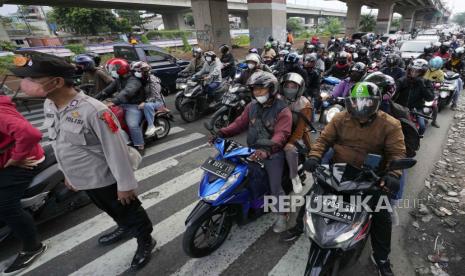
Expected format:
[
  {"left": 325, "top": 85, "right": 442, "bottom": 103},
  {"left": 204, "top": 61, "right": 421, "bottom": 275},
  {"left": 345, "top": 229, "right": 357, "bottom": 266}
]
[{"left": 0, "top": 0, "right": 464, "bottom": 16}]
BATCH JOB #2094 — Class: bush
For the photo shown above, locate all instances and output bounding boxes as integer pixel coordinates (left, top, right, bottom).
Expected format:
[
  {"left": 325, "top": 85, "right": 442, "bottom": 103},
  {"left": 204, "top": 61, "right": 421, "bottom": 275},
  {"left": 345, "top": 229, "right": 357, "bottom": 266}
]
[
  {"left": 0, "top": 41, "right": 17, "bottom": 52},
  {"left": 65, "top": 44, "right": 86, "bottom": 55},
  {"left": 0, "top": 55, "right": 15, "bottom": 76},
  {"left": 323, "top": 18, "right": 343, "bottom": 36},
  {"left": 100, "top": 53, "right": 114, "bottom": 65},
  {"left": 140, "top": 34, "right": 149, "bottom": 44},
  {"left": 181, "top": 34, "right": 192, "bottom": 53},
  {"left": 287, "top": 17, "right": 304, "bottom": 33},
  {"left": 232, "top": 35, "right": 250, "bottom": 47}
]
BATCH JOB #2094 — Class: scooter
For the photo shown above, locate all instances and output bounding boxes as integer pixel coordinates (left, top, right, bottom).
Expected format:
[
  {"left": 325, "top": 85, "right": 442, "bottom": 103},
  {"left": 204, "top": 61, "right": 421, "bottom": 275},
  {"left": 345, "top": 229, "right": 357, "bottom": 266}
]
[
  {"left": 208, "top": 84, "right": 251, "bottom": 131},
  {"left": 0, "top": 145, "right": 91, "bottom": 244},
  {"left": 178, "top": 77, "right": 229, "bottom": 123},
  {"left": 303, "top": 155, "right": 416, "bottom": 276},
  {"left": 182, "top": 123, "right": 307, "bottom": 258},
  {"left": 437, "top": 71, "right": 460, "bottom": 112}
]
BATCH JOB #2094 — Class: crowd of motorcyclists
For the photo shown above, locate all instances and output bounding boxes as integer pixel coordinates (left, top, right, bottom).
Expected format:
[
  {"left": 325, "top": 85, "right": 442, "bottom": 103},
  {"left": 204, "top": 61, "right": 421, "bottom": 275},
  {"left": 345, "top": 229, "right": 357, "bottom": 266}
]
[{"left": 2, "top": 28, "right": 464, "bottom": 276}]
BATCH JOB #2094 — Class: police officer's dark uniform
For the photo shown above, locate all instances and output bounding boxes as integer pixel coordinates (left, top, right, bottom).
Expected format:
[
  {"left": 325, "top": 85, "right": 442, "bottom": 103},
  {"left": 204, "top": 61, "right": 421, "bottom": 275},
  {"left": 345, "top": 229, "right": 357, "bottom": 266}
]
[{"left": 10, "top": 53, "right": 155, "bottom": 271}]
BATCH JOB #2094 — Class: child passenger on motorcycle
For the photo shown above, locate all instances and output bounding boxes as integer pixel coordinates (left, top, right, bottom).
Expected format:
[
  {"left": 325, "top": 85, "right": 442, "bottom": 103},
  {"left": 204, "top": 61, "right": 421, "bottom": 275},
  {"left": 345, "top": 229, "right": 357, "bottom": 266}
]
[
  {"left": 212, "top": 71, "right": 292, "bottom": 233},
  {"left": 130, "top": 61, "right": 169, "bottom": 137},
  {"left": 280, "top": 73, "right": 313, "bottom": 194}
]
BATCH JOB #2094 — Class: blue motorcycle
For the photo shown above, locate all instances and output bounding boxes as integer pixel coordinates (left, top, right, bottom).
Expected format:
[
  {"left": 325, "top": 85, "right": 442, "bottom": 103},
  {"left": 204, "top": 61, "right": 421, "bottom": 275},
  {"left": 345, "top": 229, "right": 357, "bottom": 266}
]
[{"left": 182, "top": 124, "right": 307, "bottom": 258}]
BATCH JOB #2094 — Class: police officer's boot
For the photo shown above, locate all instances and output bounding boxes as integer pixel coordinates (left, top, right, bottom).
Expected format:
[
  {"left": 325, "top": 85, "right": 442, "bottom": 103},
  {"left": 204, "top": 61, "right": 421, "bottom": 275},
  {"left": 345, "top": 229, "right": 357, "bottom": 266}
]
[
  {"left": 98, "top": 226, "right": 130, "bottom": 245},
  {"left": 131, "top": 235, "right": 156, "bottom": 270}
]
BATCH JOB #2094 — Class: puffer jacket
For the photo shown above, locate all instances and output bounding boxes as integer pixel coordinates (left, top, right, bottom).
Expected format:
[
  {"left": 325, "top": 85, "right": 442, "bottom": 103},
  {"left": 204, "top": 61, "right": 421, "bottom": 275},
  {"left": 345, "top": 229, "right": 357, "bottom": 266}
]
[
  {"left": 193, "top": 58, "right": 222, "bottom": 84},
  {"left": 394, "top": 76, "right": 435, "bottom": 110},
  {"left": 309, "top": 110, "right": 406, "bottom": 177},
  {"left": 331, "top": 77, "right": 355, "bottom": 98}
]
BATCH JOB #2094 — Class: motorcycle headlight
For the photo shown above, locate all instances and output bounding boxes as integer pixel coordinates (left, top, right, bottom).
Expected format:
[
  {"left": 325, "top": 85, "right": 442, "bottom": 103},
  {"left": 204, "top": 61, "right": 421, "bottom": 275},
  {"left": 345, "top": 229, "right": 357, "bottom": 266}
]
[
  {"left": 423, "top": 107, "right": 431, "bottom": 114},
  {"left": 440, "top": 91, "right": 449, "bottom": 98},
  {"left": 177, "top": 83, "right": 187, "bottom": 90},
  {"left": 203, "top": 172, "right": 240, "bottom": 202},
  {"left": 320, "top": 92, "right": 330, "bottom": 100},
  {"left": 326, "top": 107, "right": 341, "bottom": 123}
]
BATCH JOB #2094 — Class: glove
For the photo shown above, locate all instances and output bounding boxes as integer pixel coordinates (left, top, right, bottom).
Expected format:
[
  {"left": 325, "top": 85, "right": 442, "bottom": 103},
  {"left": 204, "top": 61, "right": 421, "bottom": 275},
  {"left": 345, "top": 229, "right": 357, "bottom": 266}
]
[
  {"left": 250, "top": 149, "right": 269, "bottom": 161},
  {"left": 303, "top": 157, "right": 321, "bottom": 172},
  {"left": 381, "top": 174, "right": 401, "bottom": 195},
  {"left": 208, "top": 131, "right": 224, "bottom": 145}
]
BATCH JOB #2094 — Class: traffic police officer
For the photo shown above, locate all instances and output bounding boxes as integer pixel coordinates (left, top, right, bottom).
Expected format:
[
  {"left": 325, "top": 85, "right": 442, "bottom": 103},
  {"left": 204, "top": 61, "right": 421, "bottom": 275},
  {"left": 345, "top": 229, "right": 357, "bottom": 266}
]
[{"left": 10, "top": 53, "right": 155, "bottom": 270}]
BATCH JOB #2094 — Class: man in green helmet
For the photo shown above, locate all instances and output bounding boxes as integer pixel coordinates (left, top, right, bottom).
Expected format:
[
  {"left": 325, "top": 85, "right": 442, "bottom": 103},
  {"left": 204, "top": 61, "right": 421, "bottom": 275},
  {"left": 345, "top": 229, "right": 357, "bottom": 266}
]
[{"left": 297, "top": 82, "right": 405, "bottom": 276}]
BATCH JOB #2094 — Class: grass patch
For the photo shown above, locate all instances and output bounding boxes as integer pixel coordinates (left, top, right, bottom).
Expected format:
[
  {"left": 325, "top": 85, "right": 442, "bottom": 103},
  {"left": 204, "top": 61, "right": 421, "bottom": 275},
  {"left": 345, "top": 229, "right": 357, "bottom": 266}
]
[{"left": 232, "top": 35, "right": 250, "bottom": 47}]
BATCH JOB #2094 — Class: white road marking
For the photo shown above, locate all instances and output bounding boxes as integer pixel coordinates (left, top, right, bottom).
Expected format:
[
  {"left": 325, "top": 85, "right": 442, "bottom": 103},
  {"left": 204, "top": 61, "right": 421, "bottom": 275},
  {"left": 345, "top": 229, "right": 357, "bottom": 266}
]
[
  {"left": 172, "top": 214, "right": 275, "bottom": 276},
  {"left": 268, "top": 236, "right": 310, "bottom": 276},
  {"left": 70, "top": 201, "right": 198, "bottom": 276}
]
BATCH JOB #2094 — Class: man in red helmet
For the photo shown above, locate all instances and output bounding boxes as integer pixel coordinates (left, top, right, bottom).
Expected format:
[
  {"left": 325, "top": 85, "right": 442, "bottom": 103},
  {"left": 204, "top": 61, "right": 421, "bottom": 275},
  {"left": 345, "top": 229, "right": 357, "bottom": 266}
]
[{"left": 96, "top": 58, "right": 146, "bottom": 154}]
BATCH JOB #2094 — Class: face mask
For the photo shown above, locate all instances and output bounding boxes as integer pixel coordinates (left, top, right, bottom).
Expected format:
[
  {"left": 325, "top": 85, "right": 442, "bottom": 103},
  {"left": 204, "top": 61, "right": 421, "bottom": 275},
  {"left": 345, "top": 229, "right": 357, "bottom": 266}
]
[
  {"left": 134, "top": 72, "right": 142, "bottom": 78},
  {"left": 247, "top": 63, "right": 255, "bottom": 70},
  {"left": 255, "top": 94, "right": 269, "bottom": 104},
  {"left": 284, "top": 88, "right": 298, "bottom": 100},
  {"left": 20, "top": 78, "right": 56, "bottom": 98},
  {"left": 206, "top": 57, "right": 212, "bottom": 62},
  {"left": 110, "top": 71, "right": 119, "bottom": 79}
]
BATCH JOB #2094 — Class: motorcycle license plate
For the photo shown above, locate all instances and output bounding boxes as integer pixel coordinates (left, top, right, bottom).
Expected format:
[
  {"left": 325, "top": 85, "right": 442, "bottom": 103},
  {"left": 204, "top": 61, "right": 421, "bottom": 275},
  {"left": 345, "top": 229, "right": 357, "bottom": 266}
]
[
  {"left": 311, "top": 195, "right": 356, "bottom": 223},
  {"left": 201, "top": 158, "right": 236, "bottom": 179}
]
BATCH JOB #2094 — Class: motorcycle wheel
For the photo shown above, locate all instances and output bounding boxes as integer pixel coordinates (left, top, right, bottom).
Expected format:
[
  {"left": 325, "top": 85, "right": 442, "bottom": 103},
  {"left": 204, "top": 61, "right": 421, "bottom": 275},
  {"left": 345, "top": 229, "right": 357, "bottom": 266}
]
[
  {"left": 182, "top": 210, "right": 232, "bottom": 258},
  {"left": 161, "top": 85, "right": 170, "bottom": 96},
  {"left": 211, "top": 110, "right": 230, "bottom": 131},
  {"left": 175, "top": 95, "right": 183, "bottom": 111},
  {"left": 438, "top": 98, "right": 447, "bottom": 113},
  {"left": 180, "top": 101, "right": 198, "bottom": 123},
  {"left": 154, "top": 117, "right": 171, "bottom": 139}
]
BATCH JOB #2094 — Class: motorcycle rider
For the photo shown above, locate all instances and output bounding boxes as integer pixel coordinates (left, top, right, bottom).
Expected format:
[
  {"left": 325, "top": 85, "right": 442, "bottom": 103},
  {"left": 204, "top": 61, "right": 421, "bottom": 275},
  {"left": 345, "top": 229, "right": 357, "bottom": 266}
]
[
  {"left": 193, "top": 51, "right": 223, "bottom": 102},
  {"left": 418, "top": 45, "right": 434, "bottom": 61},
  {"left": 331, "top": 62, "right": 367, "bottom": 98},
  {"left": 130, "top": 61, "right": 169, "bottom": 136},
  {"left": 394, "top": 59, "right": 435, "bottom": 137},
  {"left": 324, "top": 51, "right": 351, "bottom": 79},
  {"left": 74, "top": 54, "right": 113, "bottom": 97},
  {"left": 354, "top": 46, "right": 372, "bottom": 66},
  {"left": 424, "top": 56, "right": 445, "bottom": 83},
  {"left": 96, "top": 58, "right": 146, "bottom": 154},
  {"left": 381, "top": 54, "right": 405, "bottom": 81},
  {"left": 179, "top": 47, "right": 205, "bottom": 76},
  {"left": 303, "top": 82, "right": 406, "bottom": 276},
  {"left": 302, "top": 53, "right": 321, "bottom": 99},
  {"left": 433, "top": 42, "right": 451, "bottom": 60},
  {"left": 280, "top": 73, "right": 312, "bottom": 194},
  {"left": 236, "top": 53, "right": 271, "bottom": 85},
  {"left": 219, "top": 44, "right": 236, "bottom": 80},
  {"left": 261, "top": 42, "right": 276, "bottom": 65},
  {"left": 370, "top": 44, "right": 384, "bottom": 61},
  {"left": 444, "top": 47, "right": 465, "bottom": 110},
  {"left": 10, "top": 53, "right": 155, "bottom": 271},
  {"left": 315, "top": 43, "right": 327, "bottom": 73},
  {"left": 0, "top": 91, "right": 47, "bottom": 275},
  {"left": 281, "top": 52, "right": 309, "bottom": 85},
  {"left": 213, "top": 71, "right": 292, "bottom": 233},
  {"left": 385, "top": 36, "right": 399, "bottom": 52}
]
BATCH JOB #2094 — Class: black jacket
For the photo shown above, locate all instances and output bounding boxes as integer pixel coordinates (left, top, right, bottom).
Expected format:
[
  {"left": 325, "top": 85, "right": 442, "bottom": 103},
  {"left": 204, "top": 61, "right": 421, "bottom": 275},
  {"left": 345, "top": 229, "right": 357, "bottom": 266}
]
[
  {"left": 394, "top": 76, "right": 435, "bottom": 110},
  {"left": 220, "top": 53, "right": 236, "bottom": 79},
  {"left": 381, "top": 66, "right": 405, "bottom": 81},
  {"left": 354, "top": 55, "right": 371, "bottom": 66},
  {"left": 324, "top": 64, "right": 350, "bottom": 80},
  {"left": 304, "top": 67, "right": 321, "bottom": 98},
  {"left": 96, "top": 76, "right": 144, "bottom": 105},
  {"left": 284, "top": 63, "right": 309, "bottom": 88}
]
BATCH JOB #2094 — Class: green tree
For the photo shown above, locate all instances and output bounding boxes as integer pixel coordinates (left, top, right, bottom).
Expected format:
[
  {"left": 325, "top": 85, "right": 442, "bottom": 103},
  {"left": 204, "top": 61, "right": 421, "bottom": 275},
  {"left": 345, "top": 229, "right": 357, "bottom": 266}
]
[
  {"left": 185, "top": 13, "right": 194, "bottom": 27},
  {"left": 115, "top": 10, "right": 144, "bottom": 27},
  {"left": 287, "top": 17, "right": 304, "bottom": 33},
  {"left": 359, "top": 14, "right": 376, "bottom": 32},
  {"left": 49, "top": 7, "right": 125, "bottom": 35},
  {"left": 452, "top": 12, "right": 465, "bottom": 26},
  {"left": 391, "top": 18, "right": 401, "bottom": 30},
  {"left": 323, "top": 17, "right": 342, "bottom": 35}
]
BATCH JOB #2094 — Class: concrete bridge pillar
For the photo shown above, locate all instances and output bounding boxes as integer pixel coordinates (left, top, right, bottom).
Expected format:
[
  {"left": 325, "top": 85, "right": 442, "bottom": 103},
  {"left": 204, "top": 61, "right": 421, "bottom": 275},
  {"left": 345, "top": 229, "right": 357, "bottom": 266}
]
[
  {"left": 239, "top": 13, "right": 248, "bottom": 29},
  {"left": 400, "top": 8, "right": 416, "bottom": 32},
  {"left": 375, "top": 0, "right": 395, "bottom": 35},
  {"left": 162, "top": 12, "right": 188, "bottom": 30},
  {"left": 248, "top": 0, "right": 287, "bottom": 48},
  {"left": 191, "top": 0, "right": 231, "bottom": 50},
  {"left": 345, "top": 0, "right": 362, "bottom": 37}
]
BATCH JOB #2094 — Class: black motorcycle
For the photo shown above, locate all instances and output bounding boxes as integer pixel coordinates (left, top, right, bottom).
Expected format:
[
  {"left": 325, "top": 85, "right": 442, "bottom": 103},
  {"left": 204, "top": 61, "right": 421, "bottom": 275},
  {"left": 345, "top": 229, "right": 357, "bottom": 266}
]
[
  {"left": 208, "top": 84, "right": 251, "bottom": 131},
  {"left": 303, "top": 156, "right": 416, "bottom": 276},
  {"left": 178, "top": 77, "right": 229, "bottom": 123},
  {"left": 0, "top": 145, "right": 91, "bottom": 243}
]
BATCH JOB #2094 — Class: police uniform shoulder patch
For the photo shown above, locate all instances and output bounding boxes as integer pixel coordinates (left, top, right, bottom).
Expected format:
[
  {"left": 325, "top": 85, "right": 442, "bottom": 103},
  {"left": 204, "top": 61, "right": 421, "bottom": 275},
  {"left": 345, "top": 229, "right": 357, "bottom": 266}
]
[
  {"left": 69, "top": 99, "right": 79, "bottom": 107},
  {"left": 100, "top": 111, "right": 119, "bottom": 133}
]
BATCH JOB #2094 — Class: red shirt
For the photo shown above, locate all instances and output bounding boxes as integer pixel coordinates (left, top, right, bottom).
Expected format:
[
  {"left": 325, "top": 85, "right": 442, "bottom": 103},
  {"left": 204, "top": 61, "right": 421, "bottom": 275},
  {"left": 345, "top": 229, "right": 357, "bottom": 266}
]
[
  {"left": 0, "top": 96, "right": 44, "bottom": 169},
  {"left": 433, "top": 52, "right": 450, "bottom": 59}
]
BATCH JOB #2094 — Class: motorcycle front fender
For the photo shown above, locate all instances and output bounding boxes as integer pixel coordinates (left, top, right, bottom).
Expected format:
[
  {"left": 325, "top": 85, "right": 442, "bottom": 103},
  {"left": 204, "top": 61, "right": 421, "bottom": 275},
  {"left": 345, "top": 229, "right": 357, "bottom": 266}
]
[
  {"left": 185, "top": 200, "right": 225, "bottom": 228},
  {"left": 304, "top": 242, "right": 339, "bottom": 276},
  {"left": 156, "top": 112, "right": 175, "bottom": 122}
]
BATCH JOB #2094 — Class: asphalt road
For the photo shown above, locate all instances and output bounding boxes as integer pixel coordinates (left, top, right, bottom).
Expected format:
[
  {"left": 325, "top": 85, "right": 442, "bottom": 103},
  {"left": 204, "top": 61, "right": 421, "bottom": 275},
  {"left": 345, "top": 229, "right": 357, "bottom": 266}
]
[{"left": 0, "top": 94, "right": 456, "bottom": 276}]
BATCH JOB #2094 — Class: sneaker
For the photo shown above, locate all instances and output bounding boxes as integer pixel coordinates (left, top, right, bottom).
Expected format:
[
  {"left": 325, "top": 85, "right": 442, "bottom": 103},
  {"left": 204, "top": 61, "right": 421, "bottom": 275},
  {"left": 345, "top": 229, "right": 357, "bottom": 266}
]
[
  {"left": 272, "top": 214, "right": 288, "bottom": 233},
  {"left": 371, "top": 254, "right": 394, "bottom": 276},
  {"left": 280, "top": 226, "right": 303, "bottom": 242},
  {"left": 3, "top": 244, "right": 47, "bottom": 275},
  {"left": 145, "top": 126, "right": 157, "bottom": 137},
  {"left": 291, "top": 177, "right": 303, "bottom": 194}
]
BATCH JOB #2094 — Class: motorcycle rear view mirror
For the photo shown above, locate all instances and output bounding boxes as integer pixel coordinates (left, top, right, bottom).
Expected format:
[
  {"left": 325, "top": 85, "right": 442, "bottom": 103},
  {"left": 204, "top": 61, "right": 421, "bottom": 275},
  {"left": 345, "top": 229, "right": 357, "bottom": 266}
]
[
  {"left": 203, "top": 122, "right": 215, "bottom": 134},
  {"left": 387, "top": 158, "right": 417, "bottom": 171}
]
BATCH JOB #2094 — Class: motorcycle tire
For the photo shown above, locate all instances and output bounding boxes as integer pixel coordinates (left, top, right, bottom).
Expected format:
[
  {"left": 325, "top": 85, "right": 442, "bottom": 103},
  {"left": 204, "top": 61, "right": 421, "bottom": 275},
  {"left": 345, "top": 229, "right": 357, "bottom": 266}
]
[
  {"left": 211, "top": 109, "right": 230, "bottom": 131},
  {"left": 161, "top": 85, "right": 170, "bottom": 96},
  {"left": 154, "top": 117, "right": 171, "bottom": 139},
  {"left": 180, "top": 101, "right": 198, "bottom": 123},
  {"left": 182, "top": 210, "right": 232, "bottom": 258},
  {"left": 438, "top": 99, "right": 447, "bottom": 113},
  {"left": 175, "top": 96, "right": 183, "bottom": 111}
]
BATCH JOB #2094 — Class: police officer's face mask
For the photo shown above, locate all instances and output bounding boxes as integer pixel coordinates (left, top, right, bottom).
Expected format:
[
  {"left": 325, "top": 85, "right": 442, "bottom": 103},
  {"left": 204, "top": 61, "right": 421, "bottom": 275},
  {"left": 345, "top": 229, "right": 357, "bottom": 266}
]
[{"left": 20, "top": 77, "right": 58, "bottom": 98}]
